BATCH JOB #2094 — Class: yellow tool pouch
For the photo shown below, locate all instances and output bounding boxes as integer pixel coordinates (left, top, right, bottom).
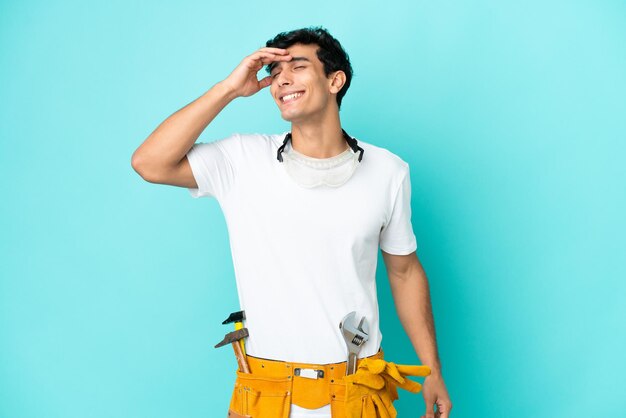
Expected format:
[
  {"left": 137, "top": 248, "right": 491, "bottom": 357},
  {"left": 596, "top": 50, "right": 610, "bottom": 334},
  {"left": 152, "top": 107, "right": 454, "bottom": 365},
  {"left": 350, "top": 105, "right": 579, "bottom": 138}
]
[
  {"left": 227, "top": 349, "right": 429, "bottom": 418},
  {"left": 228, "top": 370, "right": 292, "bottom": 418}
]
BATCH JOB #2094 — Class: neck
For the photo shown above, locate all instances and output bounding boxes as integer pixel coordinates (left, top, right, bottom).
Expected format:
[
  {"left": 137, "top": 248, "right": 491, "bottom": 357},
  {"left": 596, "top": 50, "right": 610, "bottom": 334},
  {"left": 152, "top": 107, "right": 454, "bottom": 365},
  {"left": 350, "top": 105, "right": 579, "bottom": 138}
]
[{"left": 290, "top": 110, "right": 348, "bottom": 158}]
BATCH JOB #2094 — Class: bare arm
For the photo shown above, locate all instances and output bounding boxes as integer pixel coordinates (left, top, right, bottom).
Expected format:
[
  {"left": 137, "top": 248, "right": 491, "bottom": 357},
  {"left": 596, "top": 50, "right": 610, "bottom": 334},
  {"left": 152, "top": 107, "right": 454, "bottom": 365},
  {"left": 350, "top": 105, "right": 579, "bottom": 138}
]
[
  {"left": 382, "top": 250, "right": 452, "bottom": 418},
  {"left": 130, "top": 47, "right": 293, "bottom": 186},
  {"left": 382, "top": 250, "right": 441, "bottom": 370},
  {"left": 131, "top": 82, "right": 236, "bottom": 186}
]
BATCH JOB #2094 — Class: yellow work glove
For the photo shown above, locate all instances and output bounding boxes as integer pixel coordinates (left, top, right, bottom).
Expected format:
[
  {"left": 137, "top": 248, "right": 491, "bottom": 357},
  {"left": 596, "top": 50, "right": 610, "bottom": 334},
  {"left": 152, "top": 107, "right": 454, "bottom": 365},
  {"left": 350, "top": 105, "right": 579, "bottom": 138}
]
[{"left": 343, "top": 358, "right": 431, "bottom": 418}]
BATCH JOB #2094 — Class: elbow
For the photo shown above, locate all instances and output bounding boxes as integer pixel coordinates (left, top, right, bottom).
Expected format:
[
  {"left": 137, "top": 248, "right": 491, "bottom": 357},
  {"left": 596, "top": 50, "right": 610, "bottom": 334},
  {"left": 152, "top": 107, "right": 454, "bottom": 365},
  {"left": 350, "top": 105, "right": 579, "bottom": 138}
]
[
  {"left": 131, "top": 151, "right": 158, "bottom": 183},
  {"left": 131, "top": 151, "right": 145, "bottom": 177}
]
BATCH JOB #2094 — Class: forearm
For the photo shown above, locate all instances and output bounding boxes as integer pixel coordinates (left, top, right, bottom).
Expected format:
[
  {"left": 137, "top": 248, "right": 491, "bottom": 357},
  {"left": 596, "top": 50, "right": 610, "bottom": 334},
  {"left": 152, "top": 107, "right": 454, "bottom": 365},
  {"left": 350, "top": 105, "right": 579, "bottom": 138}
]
[
  {"left": 388, "top": 257, "right": 442, "bottom": 374},
  {"left": 132, "top": 81, "right": 237, "bottom": 174}
]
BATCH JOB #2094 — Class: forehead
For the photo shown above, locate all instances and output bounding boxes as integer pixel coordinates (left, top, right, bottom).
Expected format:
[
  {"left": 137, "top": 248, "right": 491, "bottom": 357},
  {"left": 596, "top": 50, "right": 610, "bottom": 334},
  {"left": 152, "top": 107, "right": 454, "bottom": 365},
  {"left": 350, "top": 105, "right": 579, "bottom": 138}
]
[{"left": 268, "top": 43, "right": 321, "bottom": 72}]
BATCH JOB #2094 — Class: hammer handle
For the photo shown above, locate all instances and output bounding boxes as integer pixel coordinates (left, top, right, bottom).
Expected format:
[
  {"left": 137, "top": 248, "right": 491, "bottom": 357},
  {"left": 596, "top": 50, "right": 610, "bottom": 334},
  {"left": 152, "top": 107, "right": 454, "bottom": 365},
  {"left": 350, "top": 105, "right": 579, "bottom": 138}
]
[{"left": 232, "top": 341, "right": 250, "bottom": 373}]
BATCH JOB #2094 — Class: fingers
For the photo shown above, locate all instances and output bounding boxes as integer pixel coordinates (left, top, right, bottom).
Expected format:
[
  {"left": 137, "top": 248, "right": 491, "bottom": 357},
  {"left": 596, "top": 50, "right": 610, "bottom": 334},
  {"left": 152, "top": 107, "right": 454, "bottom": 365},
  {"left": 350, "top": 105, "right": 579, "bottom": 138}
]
[
  {"left": 257, "top": 47, "right": 290, "bottom": 55},
  {"left": 437, "top": 399, "right": 453, "bottom": 418},
  {"left": 421, "top": 401, "right": 436, "bottom": 418},
  {"left": 247, "top": 48, "right": 292, "bottom": 67},
  {"left": 255, "top": 53, "right": 292, "bottom": 66},
  {"left": 258, "top": 75, "right": 272, "bottom": 89}
]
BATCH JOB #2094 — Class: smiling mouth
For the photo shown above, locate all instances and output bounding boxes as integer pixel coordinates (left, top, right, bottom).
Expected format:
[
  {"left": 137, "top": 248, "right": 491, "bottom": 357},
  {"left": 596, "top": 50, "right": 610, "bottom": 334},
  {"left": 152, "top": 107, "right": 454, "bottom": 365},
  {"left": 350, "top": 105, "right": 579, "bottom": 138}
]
[{"left": 280, "top": 91, "right": 305, "bottom": 104}]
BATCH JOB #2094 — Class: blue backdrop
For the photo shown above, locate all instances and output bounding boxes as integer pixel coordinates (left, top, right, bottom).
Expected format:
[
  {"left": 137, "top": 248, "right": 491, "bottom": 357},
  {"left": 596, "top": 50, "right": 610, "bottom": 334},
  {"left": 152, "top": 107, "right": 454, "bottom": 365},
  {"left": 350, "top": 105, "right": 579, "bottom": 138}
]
[{"left": 1, "top": 1, "right": 625, "bottom": 417}]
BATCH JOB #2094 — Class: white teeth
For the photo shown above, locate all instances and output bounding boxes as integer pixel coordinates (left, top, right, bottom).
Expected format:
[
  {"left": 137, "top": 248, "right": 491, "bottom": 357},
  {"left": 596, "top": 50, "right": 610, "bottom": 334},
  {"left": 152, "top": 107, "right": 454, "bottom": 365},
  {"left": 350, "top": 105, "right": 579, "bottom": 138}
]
[{"left": 282, "top": 92, "right": 303, "bottom": 102}]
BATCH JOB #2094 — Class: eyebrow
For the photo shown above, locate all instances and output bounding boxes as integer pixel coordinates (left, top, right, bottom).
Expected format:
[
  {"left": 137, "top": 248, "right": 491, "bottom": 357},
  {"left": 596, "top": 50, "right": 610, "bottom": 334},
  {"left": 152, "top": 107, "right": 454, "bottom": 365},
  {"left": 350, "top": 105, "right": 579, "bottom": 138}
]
[{"left": 267, "top": 56, "right": 310, "bottom": 74}]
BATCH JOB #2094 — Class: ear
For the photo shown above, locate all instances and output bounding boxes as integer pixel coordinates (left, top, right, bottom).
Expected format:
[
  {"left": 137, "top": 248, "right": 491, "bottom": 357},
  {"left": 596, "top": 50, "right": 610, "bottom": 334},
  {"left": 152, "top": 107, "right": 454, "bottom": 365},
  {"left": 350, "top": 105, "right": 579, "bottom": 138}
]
[{"left": 328, "top": 71, "right": 347, "bottom": 94}]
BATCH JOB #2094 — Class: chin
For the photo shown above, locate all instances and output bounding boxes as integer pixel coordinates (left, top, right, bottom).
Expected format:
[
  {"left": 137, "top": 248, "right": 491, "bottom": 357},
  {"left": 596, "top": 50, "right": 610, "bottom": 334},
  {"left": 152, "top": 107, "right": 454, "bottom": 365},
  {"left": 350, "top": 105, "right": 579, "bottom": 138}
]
[{"left": 279, "top": 110, "right": 303, "bottom": 123}]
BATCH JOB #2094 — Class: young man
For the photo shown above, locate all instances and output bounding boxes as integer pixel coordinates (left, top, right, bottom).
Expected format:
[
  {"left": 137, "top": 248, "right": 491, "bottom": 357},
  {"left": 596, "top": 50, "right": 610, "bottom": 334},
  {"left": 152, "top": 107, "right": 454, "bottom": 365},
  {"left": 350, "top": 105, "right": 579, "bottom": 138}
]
[{"left": 131, "top": 27, "right": 452, "bottom": 418}]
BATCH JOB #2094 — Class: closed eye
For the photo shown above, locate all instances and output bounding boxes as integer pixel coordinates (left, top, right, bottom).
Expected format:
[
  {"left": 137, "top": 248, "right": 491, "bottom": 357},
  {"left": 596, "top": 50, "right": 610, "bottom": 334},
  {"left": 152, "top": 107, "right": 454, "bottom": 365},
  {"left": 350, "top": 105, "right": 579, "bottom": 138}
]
[{"left": 271, "top": 65, "right": 306, "bottom": 79}]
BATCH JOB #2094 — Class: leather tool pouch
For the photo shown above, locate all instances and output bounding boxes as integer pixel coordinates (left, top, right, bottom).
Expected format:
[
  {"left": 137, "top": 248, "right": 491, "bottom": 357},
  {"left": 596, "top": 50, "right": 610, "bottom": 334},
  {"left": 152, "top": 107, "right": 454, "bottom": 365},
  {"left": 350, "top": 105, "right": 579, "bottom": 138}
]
[
  {"left": 226, "top": 350, "right": 428, "bottom": 418},
  {"left": 228, "top": 370, "right": 292, "bottom": 418}
]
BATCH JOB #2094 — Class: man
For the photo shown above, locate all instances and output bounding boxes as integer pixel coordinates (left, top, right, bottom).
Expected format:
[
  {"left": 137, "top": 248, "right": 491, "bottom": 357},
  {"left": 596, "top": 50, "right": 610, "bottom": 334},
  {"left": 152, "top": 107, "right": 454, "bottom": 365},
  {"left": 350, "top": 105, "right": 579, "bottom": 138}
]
[{"left": 131, "top": 27, "right": 452, "bottom": 418}]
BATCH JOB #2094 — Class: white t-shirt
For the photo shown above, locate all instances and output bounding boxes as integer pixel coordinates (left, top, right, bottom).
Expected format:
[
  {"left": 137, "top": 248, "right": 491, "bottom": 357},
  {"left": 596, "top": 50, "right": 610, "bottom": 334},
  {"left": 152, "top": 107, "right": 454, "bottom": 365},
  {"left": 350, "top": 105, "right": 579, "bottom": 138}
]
[{"left": 186, "top": 132, "right": 417, "bottom": 418}]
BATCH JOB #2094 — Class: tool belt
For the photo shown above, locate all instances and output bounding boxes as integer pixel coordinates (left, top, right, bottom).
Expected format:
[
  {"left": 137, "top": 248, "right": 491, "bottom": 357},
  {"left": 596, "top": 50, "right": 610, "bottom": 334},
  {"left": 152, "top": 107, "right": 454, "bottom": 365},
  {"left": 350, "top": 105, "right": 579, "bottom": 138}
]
[{"left": 227, "top": 348, "right": 431, "bottom": 418}]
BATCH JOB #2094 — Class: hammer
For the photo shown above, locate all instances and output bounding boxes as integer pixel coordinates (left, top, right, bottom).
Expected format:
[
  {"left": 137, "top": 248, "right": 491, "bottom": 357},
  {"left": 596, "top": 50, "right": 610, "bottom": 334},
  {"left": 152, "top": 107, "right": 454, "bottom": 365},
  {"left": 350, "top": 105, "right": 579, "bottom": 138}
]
[
  {"left": 222, "top": 310, "right": 246, "bottom": 355},
  {"left": 215, "top": 328, "right": 250, "bottom": 373}
]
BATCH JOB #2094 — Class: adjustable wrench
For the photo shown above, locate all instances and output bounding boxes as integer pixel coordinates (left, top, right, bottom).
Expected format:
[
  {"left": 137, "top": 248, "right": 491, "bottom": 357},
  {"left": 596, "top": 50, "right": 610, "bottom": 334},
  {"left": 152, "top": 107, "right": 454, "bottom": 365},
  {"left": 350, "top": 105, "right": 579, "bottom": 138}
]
[{"left": 339, "top": 311, "right": 370, "bottom": 375}]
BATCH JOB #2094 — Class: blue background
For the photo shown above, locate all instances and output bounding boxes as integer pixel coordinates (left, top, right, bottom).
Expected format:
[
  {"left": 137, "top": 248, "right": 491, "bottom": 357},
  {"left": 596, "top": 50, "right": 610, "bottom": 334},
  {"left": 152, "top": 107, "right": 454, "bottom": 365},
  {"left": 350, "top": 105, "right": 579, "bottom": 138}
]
[{"left": 1, "top": 1, "right": 625, "bottom": 417}]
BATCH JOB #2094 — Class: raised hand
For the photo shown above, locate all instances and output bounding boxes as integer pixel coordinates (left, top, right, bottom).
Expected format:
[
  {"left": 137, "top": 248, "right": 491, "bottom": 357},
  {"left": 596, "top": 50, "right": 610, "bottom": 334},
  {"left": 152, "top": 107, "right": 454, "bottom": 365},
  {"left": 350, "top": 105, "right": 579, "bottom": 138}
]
[{"left": 222, "top": 47, "right": 292, "bottom": 98}]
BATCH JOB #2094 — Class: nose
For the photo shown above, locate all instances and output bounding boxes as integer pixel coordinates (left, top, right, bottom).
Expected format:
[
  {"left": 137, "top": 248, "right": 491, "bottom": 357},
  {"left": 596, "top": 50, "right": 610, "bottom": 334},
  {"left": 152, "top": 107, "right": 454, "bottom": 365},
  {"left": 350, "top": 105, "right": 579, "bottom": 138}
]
[{"left": 276, "top": 70, "right": 292, "bottom": 87}]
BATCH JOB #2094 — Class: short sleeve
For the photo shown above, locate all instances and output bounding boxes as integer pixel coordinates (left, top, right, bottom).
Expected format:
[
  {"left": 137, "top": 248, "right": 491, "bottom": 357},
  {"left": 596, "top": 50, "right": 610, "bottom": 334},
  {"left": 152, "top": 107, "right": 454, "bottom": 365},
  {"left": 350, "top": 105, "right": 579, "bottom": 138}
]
[
  {"left": 379, "top": 166, "right": 418, "bottom": 255},
  {"left": 186, "top": 133, "right": 239, "bottom": 199}
]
